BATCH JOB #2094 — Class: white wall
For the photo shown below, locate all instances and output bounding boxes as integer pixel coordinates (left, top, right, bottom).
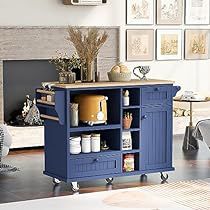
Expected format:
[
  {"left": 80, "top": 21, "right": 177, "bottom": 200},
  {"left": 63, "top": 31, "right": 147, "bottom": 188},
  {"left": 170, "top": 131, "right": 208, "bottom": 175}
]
[{"left": 0, "top": 0, "right": 210, "bottom": 94}]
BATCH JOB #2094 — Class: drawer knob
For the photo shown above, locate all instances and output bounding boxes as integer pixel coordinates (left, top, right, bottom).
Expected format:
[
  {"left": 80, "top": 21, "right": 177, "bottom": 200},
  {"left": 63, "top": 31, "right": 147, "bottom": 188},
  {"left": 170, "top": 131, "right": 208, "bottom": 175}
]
[
  {"left": 142, "top": 115, "right": 147, "bottom": 120},
  {"left": 94, "top": 158, "right": 99, "bottom": 162},
  {"left": 155, "top": 87, "right": 160, "bottom": 91}
]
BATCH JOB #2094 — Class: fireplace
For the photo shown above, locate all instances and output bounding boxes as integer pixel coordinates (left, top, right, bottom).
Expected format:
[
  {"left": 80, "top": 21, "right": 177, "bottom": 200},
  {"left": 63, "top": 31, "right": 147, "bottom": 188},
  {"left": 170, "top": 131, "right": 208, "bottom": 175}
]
[
  {"left": 0, "top": 26, "right": 120, "bottom": 148},
  {"left": 3, "top": 60, "right": 57, "bottom": 124}
]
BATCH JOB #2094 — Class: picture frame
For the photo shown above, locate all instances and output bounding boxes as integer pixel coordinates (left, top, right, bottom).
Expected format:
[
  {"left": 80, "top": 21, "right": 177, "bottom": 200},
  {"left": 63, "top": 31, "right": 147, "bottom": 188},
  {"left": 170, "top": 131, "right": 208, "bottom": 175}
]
[
  {"left": 126, "top": 0, "right": 154, "bottom": 25},
  {"left": 156, "top": 0, "right": 183, "bottom": 25},
  {"left": 156, "top": 29, "right": 182, "bottom": 60},
  {"left": 126, "top": 29, "right": 154, "bottom": 61},
  {"left": 185, "top": 29, "right": 210, "bottom": 60},
  {"left": 185, "top": 0, "right": 210, "bottom": 25}
]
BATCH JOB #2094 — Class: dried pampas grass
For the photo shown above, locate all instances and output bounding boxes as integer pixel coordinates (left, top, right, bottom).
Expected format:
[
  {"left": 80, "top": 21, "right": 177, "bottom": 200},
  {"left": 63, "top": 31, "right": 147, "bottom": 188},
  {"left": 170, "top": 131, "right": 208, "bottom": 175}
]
[{"left": 67, "top": 27, "right": 108, "bottom": 81}]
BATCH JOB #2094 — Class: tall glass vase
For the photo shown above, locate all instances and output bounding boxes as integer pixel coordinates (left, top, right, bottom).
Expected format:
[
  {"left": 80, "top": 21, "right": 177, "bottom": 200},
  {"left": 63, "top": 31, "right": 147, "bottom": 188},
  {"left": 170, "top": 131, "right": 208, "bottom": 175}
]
[{"left": 81, "top": 60, "right": 95, "bottom": 82}]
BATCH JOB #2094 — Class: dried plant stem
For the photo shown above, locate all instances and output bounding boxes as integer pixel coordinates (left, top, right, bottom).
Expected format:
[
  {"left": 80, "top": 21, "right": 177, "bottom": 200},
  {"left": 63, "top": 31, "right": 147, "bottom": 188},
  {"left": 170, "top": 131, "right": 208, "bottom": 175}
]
[{"left": 67, "top": 27, "right": 108, "bottom": 81}]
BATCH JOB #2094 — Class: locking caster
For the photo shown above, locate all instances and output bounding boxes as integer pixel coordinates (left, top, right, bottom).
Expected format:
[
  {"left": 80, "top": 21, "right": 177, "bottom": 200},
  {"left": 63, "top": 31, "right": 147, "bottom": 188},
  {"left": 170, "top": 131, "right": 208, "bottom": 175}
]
[
  {"left": 160, "top": 172, "right": 169, "bottom": 182},
  {"left": 106, "top": 178, "right": 114, "bottom": 184},
  {"left": 53, "top": 178, "right": 61, "bottom": 185},
  {"left": 71, "top": 182, "right": 80, "bottom": 192}
]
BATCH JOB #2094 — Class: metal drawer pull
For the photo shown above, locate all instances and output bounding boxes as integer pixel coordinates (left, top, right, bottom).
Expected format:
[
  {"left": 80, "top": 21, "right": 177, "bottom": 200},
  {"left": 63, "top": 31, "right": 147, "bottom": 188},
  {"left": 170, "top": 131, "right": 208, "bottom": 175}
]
[
  {"left": 142, "top": 115, "right": 147, "bottom": 120},
  {"left": 94, "top": 158, "right": 99, "bottom": 162}
]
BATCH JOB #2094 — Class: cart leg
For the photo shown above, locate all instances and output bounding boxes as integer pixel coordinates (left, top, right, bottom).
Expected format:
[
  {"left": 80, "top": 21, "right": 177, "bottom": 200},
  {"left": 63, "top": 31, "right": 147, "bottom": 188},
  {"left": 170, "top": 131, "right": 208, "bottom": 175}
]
[
  {"left": 53, "top": 178, "right": 61, "bottom": 185},
  {"left": 105, "top": 178, "right": 114, "bottom": 184},
  {"left": 160, "top": 172, "right": 168, "bottom": 182},
  {"left": 71, "top": 182, "right": 80, "bottom": 192},
  {"left": 140, "top": 174, "right": 147, "bottom": 182}
]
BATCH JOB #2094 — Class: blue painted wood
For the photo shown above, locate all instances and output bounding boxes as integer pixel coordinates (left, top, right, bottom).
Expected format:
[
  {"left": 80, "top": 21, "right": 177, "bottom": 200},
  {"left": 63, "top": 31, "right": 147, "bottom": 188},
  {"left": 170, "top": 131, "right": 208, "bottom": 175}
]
[
  {"left": 140, "top": 105, "right": 172, "bottom": 170},
  {"left": 37, "top": 83, "right": 180, "bottom": 184},
  {"left": 141, "top": 85, "right": 172, "bottom": 106},
  {"left": 68, "top": 154, "right": 121, "bottom": 178}
]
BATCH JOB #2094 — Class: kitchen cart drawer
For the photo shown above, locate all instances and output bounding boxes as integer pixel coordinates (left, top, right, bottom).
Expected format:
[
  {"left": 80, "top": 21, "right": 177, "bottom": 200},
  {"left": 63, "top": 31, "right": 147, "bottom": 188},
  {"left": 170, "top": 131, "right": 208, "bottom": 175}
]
[
  {"left": 141, "top": 85, "right": 172, "bottom": 106},
  {"left": 68, "top": 154, "right": 121, "bottom": 178}
]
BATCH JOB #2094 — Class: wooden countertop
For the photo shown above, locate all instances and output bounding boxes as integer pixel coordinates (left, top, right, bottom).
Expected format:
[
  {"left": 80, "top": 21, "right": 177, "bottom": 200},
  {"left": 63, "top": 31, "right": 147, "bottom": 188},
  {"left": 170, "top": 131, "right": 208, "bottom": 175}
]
[{"left": 52, "top": 79, "right": 175, "bottom": 89}]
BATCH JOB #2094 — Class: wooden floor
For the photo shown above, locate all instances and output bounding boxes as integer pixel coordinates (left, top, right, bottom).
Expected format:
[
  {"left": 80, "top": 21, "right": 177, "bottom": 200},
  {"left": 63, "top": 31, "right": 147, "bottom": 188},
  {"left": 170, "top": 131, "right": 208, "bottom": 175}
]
[{"left": 0, "top": 135, "right": 210, "bottom": 204}]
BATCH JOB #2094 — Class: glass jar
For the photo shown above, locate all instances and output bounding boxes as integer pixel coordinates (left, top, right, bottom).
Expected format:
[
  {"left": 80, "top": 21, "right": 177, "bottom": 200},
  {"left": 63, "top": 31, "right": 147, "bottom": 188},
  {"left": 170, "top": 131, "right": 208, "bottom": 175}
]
[
  {"left": 91, "top": 133, "right": 101, "bottom": 152},
  {"left": 81, "top": 134, "right": 91, "bottom": 153},
  {"left": 70, "top": 103, "right": 79, "bottom": 127},
  {"left": 58, "top": 72, "right": 68, "bottom": 84}
]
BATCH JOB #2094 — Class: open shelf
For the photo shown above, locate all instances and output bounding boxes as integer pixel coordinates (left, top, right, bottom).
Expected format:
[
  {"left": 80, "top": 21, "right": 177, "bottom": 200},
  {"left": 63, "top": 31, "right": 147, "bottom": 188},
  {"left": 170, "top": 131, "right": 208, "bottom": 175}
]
[
  {"left": 123, "top": 105, "right": 140, "bottom": 109},
  {"left": 37, "top": 99, "right": 55, "bottom": 106},
  {"left": 69, "top": 150, "right": 121, "bottom": 158},
  {"left": 70, "top": 124, "right": 121, "bottom": 132},
  {"left": 70, "top": 88, "right": 121, "bottom": 125},
  {"left": 122, "top": 152, "right": 139, "bottom": 172},
  {"left": 123, "top": 108, "right": 140, "bottom": 130},
  {"left": 122, "top": 88, "right": 140, "bottom": 107},
  {"left": 70, "top": 128, "right": 121, "bottom": 151}
]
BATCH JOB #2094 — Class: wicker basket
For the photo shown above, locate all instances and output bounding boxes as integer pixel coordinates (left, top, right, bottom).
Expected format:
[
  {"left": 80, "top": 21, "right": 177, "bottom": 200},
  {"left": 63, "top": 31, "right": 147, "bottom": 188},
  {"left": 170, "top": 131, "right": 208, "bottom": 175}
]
[{"left": 107, "top": 72, "right": 131, "bottom": 82}]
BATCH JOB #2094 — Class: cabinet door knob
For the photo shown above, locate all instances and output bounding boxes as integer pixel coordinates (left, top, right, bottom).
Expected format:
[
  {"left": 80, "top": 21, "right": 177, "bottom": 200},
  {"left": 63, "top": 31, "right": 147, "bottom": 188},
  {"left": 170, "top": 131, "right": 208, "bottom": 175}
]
[
  {"left": 155, "top": 87, "right": 160, "bottom": 91},
  {"left": 142, "top": 115, "right": 147, "bottom": 120},
  {"left": 94, "top": 158, "right": 99, "bottom": 162}
]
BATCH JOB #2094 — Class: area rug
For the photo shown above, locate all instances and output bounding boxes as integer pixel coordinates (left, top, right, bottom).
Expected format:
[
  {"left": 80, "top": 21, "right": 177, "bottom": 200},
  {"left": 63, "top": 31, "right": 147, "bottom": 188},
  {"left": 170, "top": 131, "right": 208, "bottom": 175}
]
[{"left": 0, "top": 180, "right": 209, "bottom": 210}]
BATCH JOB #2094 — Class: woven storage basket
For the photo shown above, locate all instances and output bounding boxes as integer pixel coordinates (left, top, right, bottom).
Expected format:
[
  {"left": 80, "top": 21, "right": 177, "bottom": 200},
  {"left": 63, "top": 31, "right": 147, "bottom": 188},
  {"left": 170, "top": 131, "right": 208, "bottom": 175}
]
[{"left": 107, "top": 72, "right": 131, "bottom": 82}]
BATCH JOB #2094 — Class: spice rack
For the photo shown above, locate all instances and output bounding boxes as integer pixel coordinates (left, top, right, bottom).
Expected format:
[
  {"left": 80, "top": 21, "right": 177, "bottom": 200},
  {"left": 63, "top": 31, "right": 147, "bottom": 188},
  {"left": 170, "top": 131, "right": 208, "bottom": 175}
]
[{"left": 36, "top": 80, "right": 180, "bottom": 191}]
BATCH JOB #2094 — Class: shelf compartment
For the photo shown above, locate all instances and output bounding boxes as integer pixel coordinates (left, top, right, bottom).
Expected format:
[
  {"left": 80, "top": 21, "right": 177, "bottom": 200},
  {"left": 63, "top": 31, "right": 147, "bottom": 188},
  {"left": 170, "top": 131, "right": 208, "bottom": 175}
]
[
  {"left": 123, "top": 105, "right": 140, "bottom": 109},
  {"left": 70, "top": 88, "right": 121, "bottom": 125},
  {"left": 122, "top": 152, "right": 139, "bottom": 172},
  {"left": 37, "top": 99, "right": 55, "bottom": 106},
  {"left": 123, "top": 108, "right": 140, "bottom": 129},
  {"left": 122, "top": 88, "right": 140, "bottom": 107},
  {"left": 70, "top": 124, "right": 121, "bottom": 132},
  {"left": 69, "top": 150, "right": 121, "bottom": 159},
  {"left": 70, "top": 128, "right": 121, "bottom": 151}
]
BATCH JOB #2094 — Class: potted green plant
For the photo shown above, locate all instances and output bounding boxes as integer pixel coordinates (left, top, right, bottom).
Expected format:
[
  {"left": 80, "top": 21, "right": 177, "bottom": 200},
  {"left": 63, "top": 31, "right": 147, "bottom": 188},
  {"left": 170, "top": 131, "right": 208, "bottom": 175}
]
[{"left": 50, "top": 52, "right": 83, "bottom": 84}]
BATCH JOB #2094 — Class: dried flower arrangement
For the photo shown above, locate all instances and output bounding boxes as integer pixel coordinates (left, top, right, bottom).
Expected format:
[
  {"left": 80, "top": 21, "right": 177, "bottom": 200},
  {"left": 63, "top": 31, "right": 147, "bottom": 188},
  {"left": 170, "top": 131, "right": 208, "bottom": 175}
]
[{"left": 67, "top": 27, "right": 108, "bottom": 82}]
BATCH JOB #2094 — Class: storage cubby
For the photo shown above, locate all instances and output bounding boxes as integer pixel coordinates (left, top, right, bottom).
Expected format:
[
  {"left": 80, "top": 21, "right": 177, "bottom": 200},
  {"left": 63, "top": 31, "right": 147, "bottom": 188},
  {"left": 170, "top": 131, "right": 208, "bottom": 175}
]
[
  {"left": 122, "top": 88, "right": 140, "bottom": 107},
  {"left": 121, "top": 131, "right": 139, "bottom": 151},
  {"left": 70, "top": 128, "right": 121, "bottom": 153},
  {"left": 122, "top": 153, "right": 139, "bottom": 172},
  {"left": 70, "top": 88, "right": 121, "bottom": 126},
  {"left": 122, "top": 108, "right": 140, "bottom": 130}
]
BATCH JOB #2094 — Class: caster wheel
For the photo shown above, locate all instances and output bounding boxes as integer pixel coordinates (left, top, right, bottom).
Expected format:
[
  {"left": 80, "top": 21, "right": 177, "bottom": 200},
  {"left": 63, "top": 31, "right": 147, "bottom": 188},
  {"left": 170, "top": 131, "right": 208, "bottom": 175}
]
[
  {"left": 140, "top": 174, "right": 147, "bottom": 182},
  {"left": 71, "top": 182, "right": 80, "bottom": 192},
  {"left": 160, "top": 172, "right": 169, "bottom": 182},
  {"left": 106, "top": 178, "right": 114, "bottom": 184},
  {"left": 53, "top": 178, "right": 61, "bottom": 185}
]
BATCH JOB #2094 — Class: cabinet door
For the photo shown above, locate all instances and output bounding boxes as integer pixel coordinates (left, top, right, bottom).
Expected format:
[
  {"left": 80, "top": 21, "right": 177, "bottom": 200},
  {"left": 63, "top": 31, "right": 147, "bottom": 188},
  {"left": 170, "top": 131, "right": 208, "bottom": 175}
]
[{"left": 140, "top": 106, "right": 172, "bottom": 171}]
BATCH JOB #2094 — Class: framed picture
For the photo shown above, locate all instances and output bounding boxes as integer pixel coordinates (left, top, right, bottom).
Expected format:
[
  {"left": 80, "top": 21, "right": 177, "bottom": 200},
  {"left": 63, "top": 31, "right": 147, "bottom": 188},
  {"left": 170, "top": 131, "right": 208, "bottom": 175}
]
[
  {"left": 156, "top": 29, "right": 182, "bottom": 60},
  {"left": 185, "top": 0, "right": 210, "bottom": 25},
  {"left": 156, "top": 0, "right": 183, "bottom": 25},
  {"left": 185, "top": 30, "right": 210, "bottom": 60},
  {"left": 126, "top": 0, "right": 154, "bottom": 25},
  {"left": 126, "top": 29, "right": 154, "bottom": 61}
]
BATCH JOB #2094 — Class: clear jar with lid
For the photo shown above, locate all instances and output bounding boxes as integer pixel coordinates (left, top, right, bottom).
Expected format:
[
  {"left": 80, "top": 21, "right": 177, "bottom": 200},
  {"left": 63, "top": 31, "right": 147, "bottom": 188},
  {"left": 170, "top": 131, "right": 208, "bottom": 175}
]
[
  {"left": 81, "top": 134, "right": 91, "bottom": 153},
  {"left": 91, "top": 133, "right": 101, "bottom": 152}
]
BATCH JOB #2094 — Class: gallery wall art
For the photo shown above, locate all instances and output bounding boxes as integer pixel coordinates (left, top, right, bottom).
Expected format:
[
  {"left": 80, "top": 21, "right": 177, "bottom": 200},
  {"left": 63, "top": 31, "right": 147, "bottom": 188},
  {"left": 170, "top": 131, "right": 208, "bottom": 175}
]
[
  {"left": 156, "top": 29, "right": 182, "bottom": 60},
  {"left": 156, "top": 0, "right": 183, "bottom": 25},
  {"left": 126, "top": 0, "right": 154, "bottom": 25},
  {"left": 185, "top": 29, "right": 210, "bottom": 60},
  {"left": 126, "top": 29, "right": 154, "bottom": 61},
  {"left": 185, "top": 0, "right": 210, "bottom": 25}
]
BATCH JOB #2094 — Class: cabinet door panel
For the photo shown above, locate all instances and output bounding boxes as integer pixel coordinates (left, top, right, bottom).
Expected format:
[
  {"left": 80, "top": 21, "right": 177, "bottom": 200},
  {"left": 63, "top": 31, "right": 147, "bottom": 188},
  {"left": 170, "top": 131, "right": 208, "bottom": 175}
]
[{"left": 140, "top": 106, "right": 172, "bottom": 170}]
